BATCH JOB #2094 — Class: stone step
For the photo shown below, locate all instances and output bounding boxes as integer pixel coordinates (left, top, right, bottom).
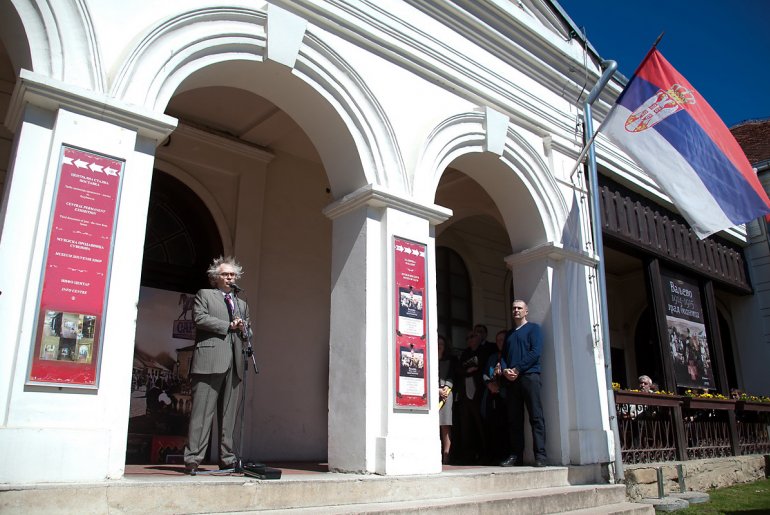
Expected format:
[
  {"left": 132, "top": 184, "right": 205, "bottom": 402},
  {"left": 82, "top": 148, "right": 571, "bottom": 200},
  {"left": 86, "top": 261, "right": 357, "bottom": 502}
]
[
  {"left": 233, "top": 484, "right": 632, "bottom": 514},
  {"left": 0, "top": 466, "right": 637, "bottom": 515},
  {"left": 562, "top": 502, "right": 656, "bottom": 515},
  {"left": 1, "top": 466, "right": 574, "bottom": 514}
]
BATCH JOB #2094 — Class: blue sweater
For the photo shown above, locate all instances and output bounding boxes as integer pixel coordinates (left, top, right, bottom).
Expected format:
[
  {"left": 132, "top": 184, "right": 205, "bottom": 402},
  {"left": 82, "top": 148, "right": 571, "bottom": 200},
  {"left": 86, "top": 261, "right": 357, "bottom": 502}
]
[{"left": 501, "top": 322, "right": 542, "bottom": 374}]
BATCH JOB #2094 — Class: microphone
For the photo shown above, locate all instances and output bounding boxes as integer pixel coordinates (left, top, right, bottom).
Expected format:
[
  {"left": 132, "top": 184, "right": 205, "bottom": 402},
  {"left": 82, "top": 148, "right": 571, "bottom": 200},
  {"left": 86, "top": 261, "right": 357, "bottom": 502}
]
[{"left": 230, "top": 283, "right": 242, "bottom": 293}]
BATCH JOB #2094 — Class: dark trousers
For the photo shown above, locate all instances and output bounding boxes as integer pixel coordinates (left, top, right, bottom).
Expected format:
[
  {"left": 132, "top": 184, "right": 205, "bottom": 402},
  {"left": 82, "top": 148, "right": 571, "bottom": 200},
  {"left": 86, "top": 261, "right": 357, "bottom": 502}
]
[
  {"left": 483, "top": 392, "right": 509, "bottom": 463},
  {"left": 458, "top": 395, "right": 486, "bottom": 463},
  {"left": 505, "top": 373, "right": 546, "bottom": 461}
]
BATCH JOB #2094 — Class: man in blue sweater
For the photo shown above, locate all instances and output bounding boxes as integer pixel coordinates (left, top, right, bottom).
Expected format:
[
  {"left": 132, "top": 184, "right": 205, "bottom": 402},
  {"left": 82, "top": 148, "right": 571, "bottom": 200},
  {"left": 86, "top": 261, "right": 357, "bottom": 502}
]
[{"left": 499, "top": 299, "right": 547, "bottom": 467}]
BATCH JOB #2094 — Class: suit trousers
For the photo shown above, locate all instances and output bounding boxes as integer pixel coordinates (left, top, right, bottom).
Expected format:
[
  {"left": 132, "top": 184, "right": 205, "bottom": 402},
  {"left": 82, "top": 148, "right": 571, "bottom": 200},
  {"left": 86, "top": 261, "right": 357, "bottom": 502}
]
[{"left": 184, "top": 365, "right": 242, "bottom": 466}]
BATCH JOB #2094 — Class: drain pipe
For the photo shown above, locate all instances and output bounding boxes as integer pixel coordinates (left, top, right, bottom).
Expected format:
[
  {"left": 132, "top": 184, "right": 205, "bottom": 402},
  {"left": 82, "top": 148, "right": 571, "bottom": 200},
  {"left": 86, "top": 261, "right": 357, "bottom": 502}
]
[{"left": 582, "top": 59, "right": 624, "bottom": 483}]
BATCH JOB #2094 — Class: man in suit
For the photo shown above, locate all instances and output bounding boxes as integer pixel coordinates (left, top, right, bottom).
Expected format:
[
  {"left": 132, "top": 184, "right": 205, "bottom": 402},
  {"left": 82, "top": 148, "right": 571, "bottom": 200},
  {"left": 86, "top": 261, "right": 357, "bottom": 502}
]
[{"left": 184, "top": 256, "right": 250, "bottom": 475}]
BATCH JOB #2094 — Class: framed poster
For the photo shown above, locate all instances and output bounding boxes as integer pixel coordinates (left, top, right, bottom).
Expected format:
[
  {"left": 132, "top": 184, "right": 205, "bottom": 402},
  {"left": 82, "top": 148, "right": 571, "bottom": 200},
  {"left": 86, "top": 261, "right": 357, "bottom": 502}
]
[
  {"left": 393, "top": 237, "right": 429, "bottom": 410},
  {"left": 661, "top": 271, "right": 716, "bottom": 390},
  {"left": 26, "top": 145, "right": 125, "bottom": 388}
]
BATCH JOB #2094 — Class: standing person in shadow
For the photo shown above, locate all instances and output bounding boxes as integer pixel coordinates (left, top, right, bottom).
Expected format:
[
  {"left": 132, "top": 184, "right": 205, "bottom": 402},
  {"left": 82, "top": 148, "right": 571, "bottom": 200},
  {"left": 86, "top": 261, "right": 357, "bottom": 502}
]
[
  {"left": 458, "top": 330, "right": 486, "bottom": 464},
  {"left": 437, "top": 334, "right": 458, "bottom": 464},
  {"left": 183, "top": 256, "right": 251, "bottom": 475},
  {"left": 482, "top": 330, "right": 510, "bottom": 464}
]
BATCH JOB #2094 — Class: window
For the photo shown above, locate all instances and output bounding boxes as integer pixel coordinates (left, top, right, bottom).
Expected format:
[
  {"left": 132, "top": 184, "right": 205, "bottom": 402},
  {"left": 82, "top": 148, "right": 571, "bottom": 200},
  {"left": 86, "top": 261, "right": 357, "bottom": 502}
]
[
  {"left": 436, "top": 246, "right": 472, "bottom": 353},
  {"left": 141, "top": 171, "right": 223, "bottom": 292}
]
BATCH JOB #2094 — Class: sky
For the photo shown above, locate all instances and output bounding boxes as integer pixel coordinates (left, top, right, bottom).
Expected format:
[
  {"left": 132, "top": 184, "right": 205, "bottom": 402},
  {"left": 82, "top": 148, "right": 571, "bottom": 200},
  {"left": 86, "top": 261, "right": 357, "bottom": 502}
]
[{"left": 556, "top": 0, "right": 770, "bottom": 128}]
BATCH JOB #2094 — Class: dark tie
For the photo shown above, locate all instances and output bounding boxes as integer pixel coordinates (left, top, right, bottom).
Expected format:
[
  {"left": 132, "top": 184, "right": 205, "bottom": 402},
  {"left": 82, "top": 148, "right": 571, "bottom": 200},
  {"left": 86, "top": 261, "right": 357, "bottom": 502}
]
[{"left": 224, "top": 293, "right": 235, "bottom": 319}]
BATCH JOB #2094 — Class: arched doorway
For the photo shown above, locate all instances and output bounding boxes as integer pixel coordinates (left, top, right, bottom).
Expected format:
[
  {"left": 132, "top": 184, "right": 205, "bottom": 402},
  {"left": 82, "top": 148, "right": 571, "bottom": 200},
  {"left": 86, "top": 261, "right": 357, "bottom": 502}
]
[{"left": 127, "top": 170, "right": 224, "bottom": 465}]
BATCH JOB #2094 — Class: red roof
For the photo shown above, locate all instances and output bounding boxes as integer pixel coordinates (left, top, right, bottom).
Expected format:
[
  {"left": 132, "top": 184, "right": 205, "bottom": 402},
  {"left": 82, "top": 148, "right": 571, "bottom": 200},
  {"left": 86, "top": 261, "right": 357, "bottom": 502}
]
[{"left": 731, "top": 118, "right": 770, "bottom": 163}]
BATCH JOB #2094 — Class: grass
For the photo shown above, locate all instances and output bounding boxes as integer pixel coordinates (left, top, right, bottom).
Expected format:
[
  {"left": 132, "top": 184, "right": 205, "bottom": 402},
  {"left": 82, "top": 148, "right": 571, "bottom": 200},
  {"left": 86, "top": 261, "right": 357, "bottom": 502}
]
[{"left": 675, "top": 478, "right": 770, "bottom": 514}]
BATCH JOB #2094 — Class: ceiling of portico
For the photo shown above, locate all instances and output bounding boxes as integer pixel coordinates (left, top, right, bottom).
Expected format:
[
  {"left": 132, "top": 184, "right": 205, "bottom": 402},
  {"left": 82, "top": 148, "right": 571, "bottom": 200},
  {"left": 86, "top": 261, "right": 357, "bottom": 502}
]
[
  {"left": 166, "top": 85, "right": 321, "bottom": 165},
  {"left": 162, "top": 58, "right": 374, "bottom": 196}
]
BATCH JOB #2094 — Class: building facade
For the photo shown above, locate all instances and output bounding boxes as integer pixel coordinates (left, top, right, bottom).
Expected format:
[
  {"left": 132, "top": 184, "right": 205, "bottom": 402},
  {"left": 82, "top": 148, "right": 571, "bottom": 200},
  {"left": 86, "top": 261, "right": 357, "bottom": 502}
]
[{"left": 0, "top": 0, "right": 767, "bottom": 484}]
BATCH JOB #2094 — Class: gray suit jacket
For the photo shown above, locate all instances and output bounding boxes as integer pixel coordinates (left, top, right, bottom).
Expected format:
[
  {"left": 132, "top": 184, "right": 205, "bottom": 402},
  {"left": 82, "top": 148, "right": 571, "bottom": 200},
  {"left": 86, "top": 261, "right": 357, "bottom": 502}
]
[{"left": 191, "top": 288, "right": 249, "bottom": 379}]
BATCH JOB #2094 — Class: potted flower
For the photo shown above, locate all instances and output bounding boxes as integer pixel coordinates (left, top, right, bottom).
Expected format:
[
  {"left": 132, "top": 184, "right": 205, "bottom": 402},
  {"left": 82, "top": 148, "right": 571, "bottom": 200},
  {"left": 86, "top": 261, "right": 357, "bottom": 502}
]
[
  {"left": 735, "top": 393, "right": 770, "bottom": 413},
  {"left": 682, "top": 389, "right": 736, "bottom": 410}
]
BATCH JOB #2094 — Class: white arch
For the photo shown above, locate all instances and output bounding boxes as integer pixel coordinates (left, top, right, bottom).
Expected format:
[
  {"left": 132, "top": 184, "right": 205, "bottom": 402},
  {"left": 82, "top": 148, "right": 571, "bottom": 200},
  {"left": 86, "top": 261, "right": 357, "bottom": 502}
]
[
  {"left": 110, "top": 6, "right": 406, "bottom": 197},
  {"left": 151, "top": 158, "right": 233, "bottom": 255},
  {"left": 2, "top": 0, "right": 104, "bottom": 91},
  {"left": 415, "top": 111, "right": 569, "bottom": 248}
]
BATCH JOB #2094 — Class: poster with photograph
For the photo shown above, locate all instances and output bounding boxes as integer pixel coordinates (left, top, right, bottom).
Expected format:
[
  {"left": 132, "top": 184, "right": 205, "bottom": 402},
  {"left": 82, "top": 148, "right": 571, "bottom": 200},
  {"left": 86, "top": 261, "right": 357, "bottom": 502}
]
[
  {"left": 394, "top": 237, "right": 429, "bottom": 409},
  {"left": 126, "top": 287, "right": 196, "bottom": 464},
  {"left": 398, "top": 345, "right": 426, "bottom": 397},
  {"left": 38, "top": 311, "right": 97, "bottom": 363},
  {"left": 27, "top": 146, "right": 124, "bottom": 388},
  {"left": 662, "top": 272, "right": 715, "bottom": 389}
]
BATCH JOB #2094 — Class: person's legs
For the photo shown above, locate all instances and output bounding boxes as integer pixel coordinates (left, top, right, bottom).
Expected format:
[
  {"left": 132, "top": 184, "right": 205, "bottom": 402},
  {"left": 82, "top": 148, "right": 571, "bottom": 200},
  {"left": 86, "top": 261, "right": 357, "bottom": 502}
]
[
  {"left": 440, "top": 425, "right": 452, "bottom": 463},
  {"left": 185, "top": 373, "right": 225, "bottom": 469},
  {"left": 218, "top": 366, "right": 242, "bottom": 467},
  {"left": 521, "top": 373, "right": 546, "bottom": 463},
  {"left": 501, "top": 382, "right": 524, "bottom": 465}
]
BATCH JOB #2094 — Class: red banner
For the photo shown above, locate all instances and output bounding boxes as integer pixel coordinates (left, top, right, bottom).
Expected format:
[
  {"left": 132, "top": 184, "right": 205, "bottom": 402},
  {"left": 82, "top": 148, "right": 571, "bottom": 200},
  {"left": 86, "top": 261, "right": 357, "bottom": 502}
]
[
  {"left": 394, "top": 237, "right": 428, "bottom": 409},
  {"left": 27, "top": 146, "right": 124, "bottom": 387}
]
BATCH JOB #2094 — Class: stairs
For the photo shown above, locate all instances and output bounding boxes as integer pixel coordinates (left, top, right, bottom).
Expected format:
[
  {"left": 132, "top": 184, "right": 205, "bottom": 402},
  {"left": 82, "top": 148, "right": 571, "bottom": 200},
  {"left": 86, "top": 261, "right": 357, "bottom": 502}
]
[{"left": 0, "top": 466, "right": 654, "bottom": 514}]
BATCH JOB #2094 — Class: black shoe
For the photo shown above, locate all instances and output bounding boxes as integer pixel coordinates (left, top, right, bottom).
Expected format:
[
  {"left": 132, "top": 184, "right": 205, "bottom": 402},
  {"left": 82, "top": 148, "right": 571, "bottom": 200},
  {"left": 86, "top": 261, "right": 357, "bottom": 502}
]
[
  {"left": 184, "top": 463, "right": 198, "bottom": 476},
  {"left": 219, "top": 460, "right": 238, "bottom": 470},
  {"left": 534, "top": 459, "right": 546, "bottom": 467},
  {"left": 499, "top": 454, "right": 519, "bottom": 467}
]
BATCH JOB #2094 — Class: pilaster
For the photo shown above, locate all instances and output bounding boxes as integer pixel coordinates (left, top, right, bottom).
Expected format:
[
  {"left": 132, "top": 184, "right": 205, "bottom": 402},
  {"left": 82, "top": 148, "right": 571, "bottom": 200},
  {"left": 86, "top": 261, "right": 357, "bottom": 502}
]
[
  {"left": 324, "top": 185, "right": 450, "bottom": 474},
  {"left": 505, "top": 242, "right": 612, "bottom": 465},
  {"left": 0, "top": 72, "right": 174, "bottom": 482}
]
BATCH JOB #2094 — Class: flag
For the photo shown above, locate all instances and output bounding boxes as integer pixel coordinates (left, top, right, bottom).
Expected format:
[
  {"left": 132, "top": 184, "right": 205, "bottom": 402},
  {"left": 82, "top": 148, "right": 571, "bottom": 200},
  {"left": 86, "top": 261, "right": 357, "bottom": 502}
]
[{"left": 602, "top": 48, "right": 770, "bottom": 239}]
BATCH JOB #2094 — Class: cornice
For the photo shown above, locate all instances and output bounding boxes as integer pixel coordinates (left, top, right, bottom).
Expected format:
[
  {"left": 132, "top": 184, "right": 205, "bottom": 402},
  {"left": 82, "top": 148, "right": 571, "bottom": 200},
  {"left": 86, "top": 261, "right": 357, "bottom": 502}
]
[
  {"left": 173, "top": 123, "right": 275, "bottom": 163},
  {"left": 271, "top": 0, "right": 620, "bottom": 141},
  {"left": 323, "top": 183, "right": 452, "bottom": 225},
  {"left": 5, "top": 70, "right": 177, "bottom": 145},
  {"left": 505, "top": 241, "right": 598, "bottom": 268}
]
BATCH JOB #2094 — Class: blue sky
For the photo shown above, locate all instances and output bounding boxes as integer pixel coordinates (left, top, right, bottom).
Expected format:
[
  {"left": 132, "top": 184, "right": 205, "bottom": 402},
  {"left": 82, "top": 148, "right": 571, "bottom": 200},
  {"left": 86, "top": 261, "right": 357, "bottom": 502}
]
[{"left": 556, "top": 0, "right": 770, "bottom": 127}]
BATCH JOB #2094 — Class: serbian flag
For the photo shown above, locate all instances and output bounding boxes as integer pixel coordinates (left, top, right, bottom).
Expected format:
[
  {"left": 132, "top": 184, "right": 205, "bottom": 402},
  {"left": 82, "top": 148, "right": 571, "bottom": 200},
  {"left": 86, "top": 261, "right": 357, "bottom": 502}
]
[{"left": 603, "top": 48, "right": 770, "bottom": 239}]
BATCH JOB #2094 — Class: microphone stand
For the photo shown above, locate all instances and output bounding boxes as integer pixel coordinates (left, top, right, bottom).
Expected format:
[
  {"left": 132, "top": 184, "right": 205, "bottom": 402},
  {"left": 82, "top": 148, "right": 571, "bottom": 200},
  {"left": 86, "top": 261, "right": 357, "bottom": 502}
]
[{"left": 231, "top": 287, "right": 258, "bottom": 474}]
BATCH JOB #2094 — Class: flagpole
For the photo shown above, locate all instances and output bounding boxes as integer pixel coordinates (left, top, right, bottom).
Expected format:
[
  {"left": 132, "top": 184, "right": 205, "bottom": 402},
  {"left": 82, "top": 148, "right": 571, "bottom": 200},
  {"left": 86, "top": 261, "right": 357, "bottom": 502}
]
[{"left": 582, "top": 59, "right": 624, "bottom": 483}]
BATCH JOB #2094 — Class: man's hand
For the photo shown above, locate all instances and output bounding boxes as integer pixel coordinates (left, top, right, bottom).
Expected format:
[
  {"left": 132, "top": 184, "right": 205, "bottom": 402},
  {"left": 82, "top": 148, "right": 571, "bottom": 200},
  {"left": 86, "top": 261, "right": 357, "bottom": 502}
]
[
  {"left": 487, "top": 382, "right": 500, "bottom": 394},
  {"left": 502, "top": 368, "right": 519, "bottom": 382},
  {"left": 230, "top": 318, "right": 245, "bottom": 332}
]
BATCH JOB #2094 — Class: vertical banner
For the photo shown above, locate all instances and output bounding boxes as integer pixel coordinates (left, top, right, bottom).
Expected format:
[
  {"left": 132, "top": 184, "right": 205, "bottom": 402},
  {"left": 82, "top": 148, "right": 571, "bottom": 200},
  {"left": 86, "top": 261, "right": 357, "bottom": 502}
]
[
  {"left": 661, "top": 271, "right": 716, "bottom": 390},
  {"left": 27, "top": 145, "right": 124, "bottom": 388},
  {"left": 394, "top": 237, "right": 428, "bottom": 409}
]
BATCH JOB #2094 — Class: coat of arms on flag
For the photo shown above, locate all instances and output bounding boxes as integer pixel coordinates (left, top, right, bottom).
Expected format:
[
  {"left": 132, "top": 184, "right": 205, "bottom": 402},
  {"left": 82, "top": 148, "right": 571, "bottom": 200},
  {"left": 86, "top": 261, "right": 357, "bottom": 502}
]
[{"left": 624, "top": 84, "right": 694, "bottom": 133}]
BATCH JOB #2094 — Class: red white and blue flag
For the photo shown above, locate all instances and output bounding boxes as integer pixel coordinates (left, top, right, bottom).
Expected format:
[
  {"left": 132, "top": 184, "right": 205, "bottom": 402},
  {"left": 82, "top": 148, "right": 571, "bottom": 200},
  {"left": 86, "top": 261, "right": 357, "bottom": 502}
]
[{"left": 603, "top": 48, "right": 770, "bottom": 239}]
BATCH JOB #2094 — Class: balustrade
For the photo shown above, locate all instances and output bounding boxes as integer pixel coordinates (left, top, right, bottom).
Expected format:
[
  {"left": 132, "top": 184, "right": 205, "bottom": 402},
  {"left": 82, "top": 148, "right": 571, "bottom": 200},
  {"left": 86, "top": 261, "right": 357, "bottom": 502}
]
[{"left": 613, "top": 391, "right": 770, "bottom": 464}]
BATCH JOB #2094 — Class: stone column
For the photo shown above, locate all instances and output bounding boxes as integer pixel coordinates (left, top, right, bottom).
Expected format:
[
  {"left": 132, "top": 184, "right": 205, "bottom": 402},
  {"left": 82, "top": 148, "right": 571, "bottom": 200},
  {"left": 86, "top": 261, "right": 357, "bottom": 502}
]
[
  {"left": 0, "top": 71, "right": 175, "bottom": 483},
  {"left": 505, "top": 242, "right": 613, "bottom": 466},
  {"left": 324, "top": 185, "right": 450, "bottom": 474}
]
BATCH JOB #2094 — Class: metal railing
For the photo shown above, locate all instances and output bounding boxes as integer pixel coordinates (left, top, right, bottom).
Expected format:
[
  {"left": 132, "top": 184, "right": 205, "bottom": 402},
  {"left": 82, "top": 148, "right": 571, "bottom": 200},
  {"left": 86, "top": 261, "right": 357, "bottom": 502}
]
[{"left": 614, "top": 391, "right": 770, "bottom": 464}]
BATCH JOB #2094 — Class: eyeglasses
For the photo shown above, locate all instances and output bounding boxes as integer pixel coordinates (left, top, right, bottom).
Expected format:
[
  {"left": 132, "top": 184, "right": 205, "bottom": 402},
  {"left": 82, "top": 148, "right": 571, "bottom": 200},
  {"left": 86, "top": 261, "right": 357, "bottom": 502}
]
[{"left": 219, "top": 272, "right": 236, "bottom": 277}]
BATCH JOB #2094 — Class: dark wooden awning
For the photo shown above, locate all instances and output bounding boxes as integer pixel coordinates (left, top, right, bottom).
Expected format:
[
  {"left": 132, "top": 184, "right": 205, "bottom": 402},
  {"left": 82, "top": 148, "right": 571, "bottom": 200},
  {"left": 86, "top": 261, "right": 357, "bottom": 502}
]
[{"left": 599, "top": 181, "right": 751, "bottom": 294}]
